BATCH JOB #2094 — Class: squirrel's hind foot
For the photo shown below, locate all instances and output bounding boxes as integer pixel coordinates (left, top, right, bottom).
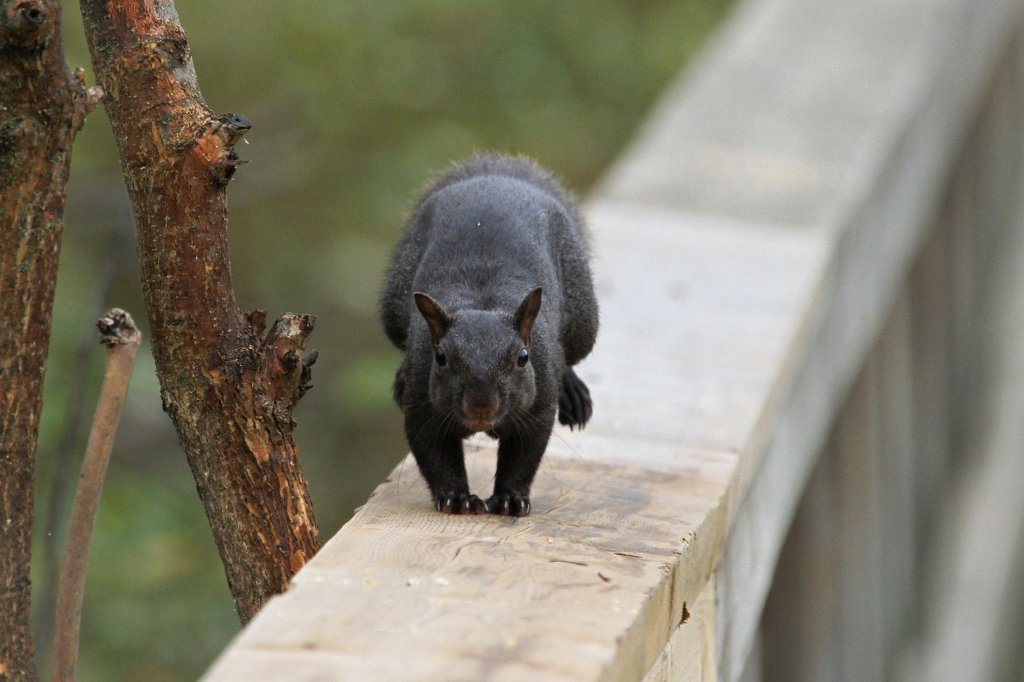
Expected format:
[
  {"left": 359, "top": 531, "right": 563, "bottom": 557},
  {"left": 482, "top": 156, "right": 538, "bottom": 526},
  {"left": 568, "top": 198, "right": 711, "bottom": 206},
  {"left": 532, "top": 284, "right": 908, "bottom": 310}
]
[{"left": 558, "top": 367, "right": 593, "bottom": 430}]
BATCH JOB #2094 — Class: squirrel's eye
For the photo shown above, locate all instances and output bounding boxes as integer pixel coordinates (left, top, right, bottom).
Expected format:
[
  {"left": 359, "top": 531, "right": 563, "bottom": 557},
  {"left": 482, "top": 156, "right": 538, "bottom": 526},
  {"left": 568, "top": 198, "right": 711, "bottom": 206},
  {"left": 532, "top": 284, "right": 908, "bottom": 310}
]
[
  {"left": 434, "top": 347, "right": 447, "bottom": 367},
  {"left": 517, "top": 347, "right": 529, "bottom": 368}
]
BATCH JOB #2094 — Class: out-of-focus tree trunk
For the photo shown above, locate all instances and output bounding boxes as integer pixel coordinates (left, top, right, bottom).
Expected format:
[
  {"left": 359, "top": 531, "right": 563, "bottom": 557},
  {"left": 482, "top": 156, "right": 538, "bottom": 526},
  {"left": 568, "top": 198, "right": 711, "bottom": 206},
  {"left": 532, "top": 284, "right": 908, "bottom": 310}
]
[
  {"left": 0, "top": 1, "right": 98, "bottom": 678},
  {"left": 78, "top": 0, "right": 322, "bottom": 622}
]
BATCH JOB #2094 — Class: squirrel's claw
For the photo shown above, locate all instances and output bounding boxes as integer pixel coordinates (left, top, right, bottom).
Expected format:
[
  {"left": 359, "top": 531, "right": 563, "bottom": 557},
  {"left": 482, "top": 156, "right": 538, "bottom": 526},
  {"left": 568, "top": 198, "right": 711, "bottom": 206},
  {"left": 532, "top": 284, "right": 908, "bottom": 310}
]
[
  {"left": 486, "top": 493, "right": 531, "bottom": 517},
  {"left": 435, "top": 492, "right": 486, "bottom": 514}
]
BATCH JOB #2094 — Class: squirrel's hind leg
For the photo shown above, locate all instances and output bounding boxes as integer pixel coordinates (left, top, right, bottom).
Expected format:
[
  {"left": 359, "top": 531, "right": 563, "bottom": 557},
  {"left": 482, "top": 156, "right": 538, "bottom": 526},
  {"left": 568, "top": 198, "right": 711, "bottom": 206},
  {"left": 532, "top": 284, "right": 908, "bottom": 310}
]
[{"left": 558, "top": 367, "right": 593, "bottom": 430}]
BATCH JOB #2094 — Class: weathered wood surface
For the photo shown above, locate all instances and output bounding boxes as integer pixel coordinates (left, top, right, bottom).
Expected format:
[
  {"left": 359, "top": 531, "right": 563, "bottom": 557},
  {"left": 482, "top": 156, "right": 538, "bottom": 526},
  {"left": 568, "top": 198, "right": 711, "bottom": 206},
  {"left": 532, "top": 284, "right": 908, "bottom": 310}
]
[
  {"left": 205, "top": 0, "right": 1024, "bottom": 678},
  {"left": 206, "top": 452, "right": 723, "bottom": 682}
]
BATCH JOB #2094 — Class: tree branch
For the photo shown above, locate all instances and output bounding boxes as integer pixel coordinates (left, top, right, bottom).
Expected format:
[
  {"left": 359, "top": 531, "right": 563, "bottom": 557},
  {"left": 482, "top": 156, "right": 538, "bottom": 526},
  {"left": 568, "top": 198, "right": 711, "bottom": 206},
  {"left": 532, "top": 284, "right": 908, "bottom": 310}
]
[
  {"left": 78, "top": 0, "right": 321, "bottom": 622},
  {"left": 51, "top": 310, "right": 141, "bottom": 682},
  {"left": 0, "top": 1, "right": 100, "bottom": 678}
]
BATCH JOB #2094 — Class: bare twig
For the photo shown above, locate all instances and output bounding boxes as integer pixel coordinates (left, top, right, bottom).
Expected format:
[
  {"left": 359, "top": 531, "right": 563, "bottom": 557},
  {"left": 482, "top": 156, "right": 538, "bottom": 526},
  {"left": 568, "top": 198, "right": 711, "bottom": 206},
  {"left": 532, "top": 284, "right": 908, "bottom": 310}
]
[
  {"left": 38, "top": 212, "right": 132, "bottom": 676},
  {"left": 51, "top": 309, "right": 142, "bottom": 682}
]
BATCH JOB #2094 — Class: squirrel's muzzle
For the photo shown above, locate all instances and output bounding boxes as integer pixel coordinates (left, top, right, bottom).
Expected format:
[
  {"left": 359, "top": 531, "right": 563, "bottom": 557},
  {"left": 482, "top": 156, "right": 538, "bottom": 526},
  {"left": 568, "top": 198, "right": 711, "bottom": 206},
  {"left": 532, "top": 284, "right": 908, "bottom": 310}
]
[{"left": 462, "top": 391, "right": 500, "bottom": 432}]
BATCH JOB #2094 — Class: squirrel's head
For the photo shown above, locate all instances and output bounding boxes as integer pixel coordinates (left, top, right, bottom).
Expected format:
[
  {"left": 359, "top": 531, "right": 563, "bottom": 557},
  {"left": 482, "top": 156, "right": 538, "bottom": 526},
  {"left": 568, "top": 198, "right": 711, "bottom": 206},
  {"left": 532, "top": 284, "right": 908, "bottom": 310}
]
[{"left": 413, "top": 287, "right": 542, "bottom": 433}]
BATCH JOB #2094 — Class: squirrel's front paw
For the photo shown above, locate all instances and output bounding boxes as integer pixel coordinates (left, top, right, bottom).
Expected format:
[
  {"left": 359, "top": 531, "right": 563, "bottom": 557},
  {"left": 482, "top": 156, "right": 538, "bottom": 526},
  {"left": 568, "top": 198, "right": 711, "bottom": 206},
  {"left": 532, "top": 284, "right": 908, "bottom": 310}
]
[
  {"left": 434, "top": 492, "right": 486, "bottom": 514},
  {"left": 486, "top": 493, "right": 531, "bottom": 517}
]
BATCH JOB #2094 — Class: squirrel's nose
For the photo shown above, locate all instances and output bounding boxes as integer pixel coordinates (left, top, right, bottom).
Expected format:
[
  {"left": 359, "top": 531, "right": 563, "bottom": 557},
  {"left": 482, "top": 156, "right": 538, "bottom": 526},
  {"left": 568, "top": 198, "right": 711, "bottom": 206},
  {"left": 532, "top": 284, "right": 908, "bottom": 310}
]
[{"left": 463, "top": 393, "right": 499, "bottom": 421}]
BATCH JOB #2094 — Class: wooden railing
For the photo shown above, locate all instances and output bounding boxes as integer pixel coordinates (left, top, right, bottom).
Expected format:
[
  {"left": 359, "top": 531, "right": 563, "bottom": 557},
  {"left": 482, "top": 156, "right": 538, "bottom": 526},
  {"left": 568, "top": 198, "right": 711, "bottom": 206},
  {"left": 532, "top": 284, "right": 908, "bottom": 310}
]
[{"left": 204, "top": 0, "right": 1024, "bottom": 679}]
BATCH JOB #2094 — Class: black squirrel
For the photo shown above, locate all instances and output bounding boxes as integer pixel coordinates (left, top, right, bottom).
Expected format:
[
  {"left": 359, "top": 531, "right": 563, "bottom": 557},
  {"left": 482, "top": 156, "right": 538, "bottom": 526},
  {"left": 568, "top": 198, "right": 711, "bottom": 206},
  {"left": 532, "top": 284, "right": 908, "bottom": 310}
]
[{"left": 380, "top": 154, "right": 598, "bottom": 516}]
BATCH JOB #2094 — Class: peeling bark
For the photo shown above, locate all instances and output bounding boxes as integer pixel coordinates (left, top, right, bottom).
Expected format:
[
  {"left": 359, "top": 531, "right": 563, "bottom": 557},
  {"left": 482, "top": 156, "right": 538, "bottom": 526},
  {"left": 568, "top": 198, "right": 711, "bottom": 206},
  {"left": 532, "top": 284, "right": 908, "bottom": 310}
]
[
  {"left": 0, "top": 1, "right": 99, "bottom": 678},
  {"left": 78, "top": 0, "right": 321, "bottom": 622}
]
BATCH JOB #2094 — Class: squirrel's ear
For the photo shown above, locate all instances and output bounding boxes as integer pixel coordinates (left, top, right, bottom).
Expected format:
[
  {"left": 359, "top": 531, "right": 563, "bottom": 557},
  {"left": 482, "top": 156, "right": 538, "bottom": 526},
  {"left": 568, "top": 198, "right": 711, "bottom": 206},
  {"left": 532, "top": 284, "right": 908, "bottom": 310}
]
[
  {"left": 413, "top": 292, "right": 451, "bottom": 344},
  {"left": 514, "top": 286, "right": 543, "bottom": 347}
]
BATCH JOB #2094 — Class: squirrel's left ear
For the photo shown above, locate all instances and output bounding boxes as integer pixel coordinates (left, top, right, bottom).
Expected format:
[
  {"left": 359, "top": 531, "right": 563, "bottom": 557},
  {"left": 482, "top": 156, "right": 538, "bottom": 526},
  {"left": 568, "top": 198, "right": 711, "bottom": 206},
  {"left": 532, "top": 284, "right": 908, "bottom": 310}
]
[{"left": 514, "top": 286, "right": 543, "bottom": 347}]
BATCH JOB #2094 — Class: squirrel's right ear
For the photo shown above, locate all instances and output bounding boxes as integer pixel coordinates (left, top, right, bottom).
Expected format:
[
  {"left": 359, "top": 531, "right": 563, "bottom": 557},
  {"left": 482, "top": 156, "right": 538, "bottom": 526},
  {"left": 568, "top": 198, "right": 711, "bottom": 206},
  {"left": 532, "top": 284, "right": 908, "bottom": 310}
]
[{"left": 413, "top": 292, "right": 451, "bottom": 344}]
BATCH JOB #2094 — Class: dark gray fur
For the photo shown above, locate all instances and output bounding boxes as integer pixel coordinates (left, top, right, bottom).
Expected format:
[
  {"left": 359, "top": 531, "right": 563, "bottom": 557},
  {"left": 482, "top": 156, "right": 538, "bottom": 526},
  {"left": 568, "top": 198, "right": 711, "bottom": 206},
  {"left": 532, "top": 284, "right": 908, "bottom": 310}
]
[{"left": 380, "top": 154, "right": 598, "bottom": 516}]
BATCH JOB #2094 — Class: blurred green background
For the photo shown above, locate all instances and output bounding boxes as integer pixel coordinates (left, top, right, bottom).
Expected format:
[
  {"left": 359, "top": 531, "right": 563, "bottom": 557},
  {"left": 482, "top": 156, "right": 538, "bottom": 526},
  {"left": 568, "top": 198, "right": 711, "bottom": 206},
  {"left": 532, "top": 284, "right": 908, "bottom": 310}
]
[{"left": 31, "top": 1, "right": 731, "bottom": 679}]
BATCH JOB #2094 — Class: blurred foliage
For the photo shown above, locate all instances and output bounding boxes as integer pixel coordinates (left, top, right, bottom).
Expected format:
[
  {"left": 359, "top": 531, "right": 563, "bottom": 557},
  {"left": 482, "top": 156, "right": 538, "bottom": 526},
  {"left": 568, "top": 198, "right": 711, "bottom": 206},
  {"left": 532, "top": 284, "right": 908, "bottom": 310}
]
[{"left": 30, "top": 0, "right": 731, "bottom": 679}]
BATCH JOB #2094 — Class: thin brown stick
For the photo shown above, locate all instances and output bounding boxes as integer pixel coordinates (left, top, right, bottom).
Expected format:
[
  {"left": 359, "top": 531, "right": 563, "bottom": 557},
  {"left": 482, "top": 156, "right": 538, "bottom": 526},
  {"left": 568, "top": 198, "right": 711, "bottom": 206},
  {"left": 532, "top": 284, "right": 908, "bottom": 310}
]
[
  {"left": 38, "top": 218, "right": 131, "bottom": 676},
  {"left": 51, "top": 310, "right": 141, "bottom": 682}
]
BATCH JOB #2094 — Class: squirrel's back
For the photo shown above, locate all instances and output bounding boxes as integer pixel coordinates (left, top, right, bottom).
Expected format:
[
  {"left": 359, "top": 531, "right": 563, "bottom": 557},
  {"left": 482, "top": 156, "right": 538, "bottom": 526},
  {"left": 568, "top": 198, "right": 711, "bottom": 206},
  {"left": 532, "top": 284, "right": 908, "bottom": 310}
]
[
  {"left": 409, "top": 155, "right": 586, "bottom": 240},
  {"left": 380, "top": 154, "right": 597, "bottom": 367}
]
